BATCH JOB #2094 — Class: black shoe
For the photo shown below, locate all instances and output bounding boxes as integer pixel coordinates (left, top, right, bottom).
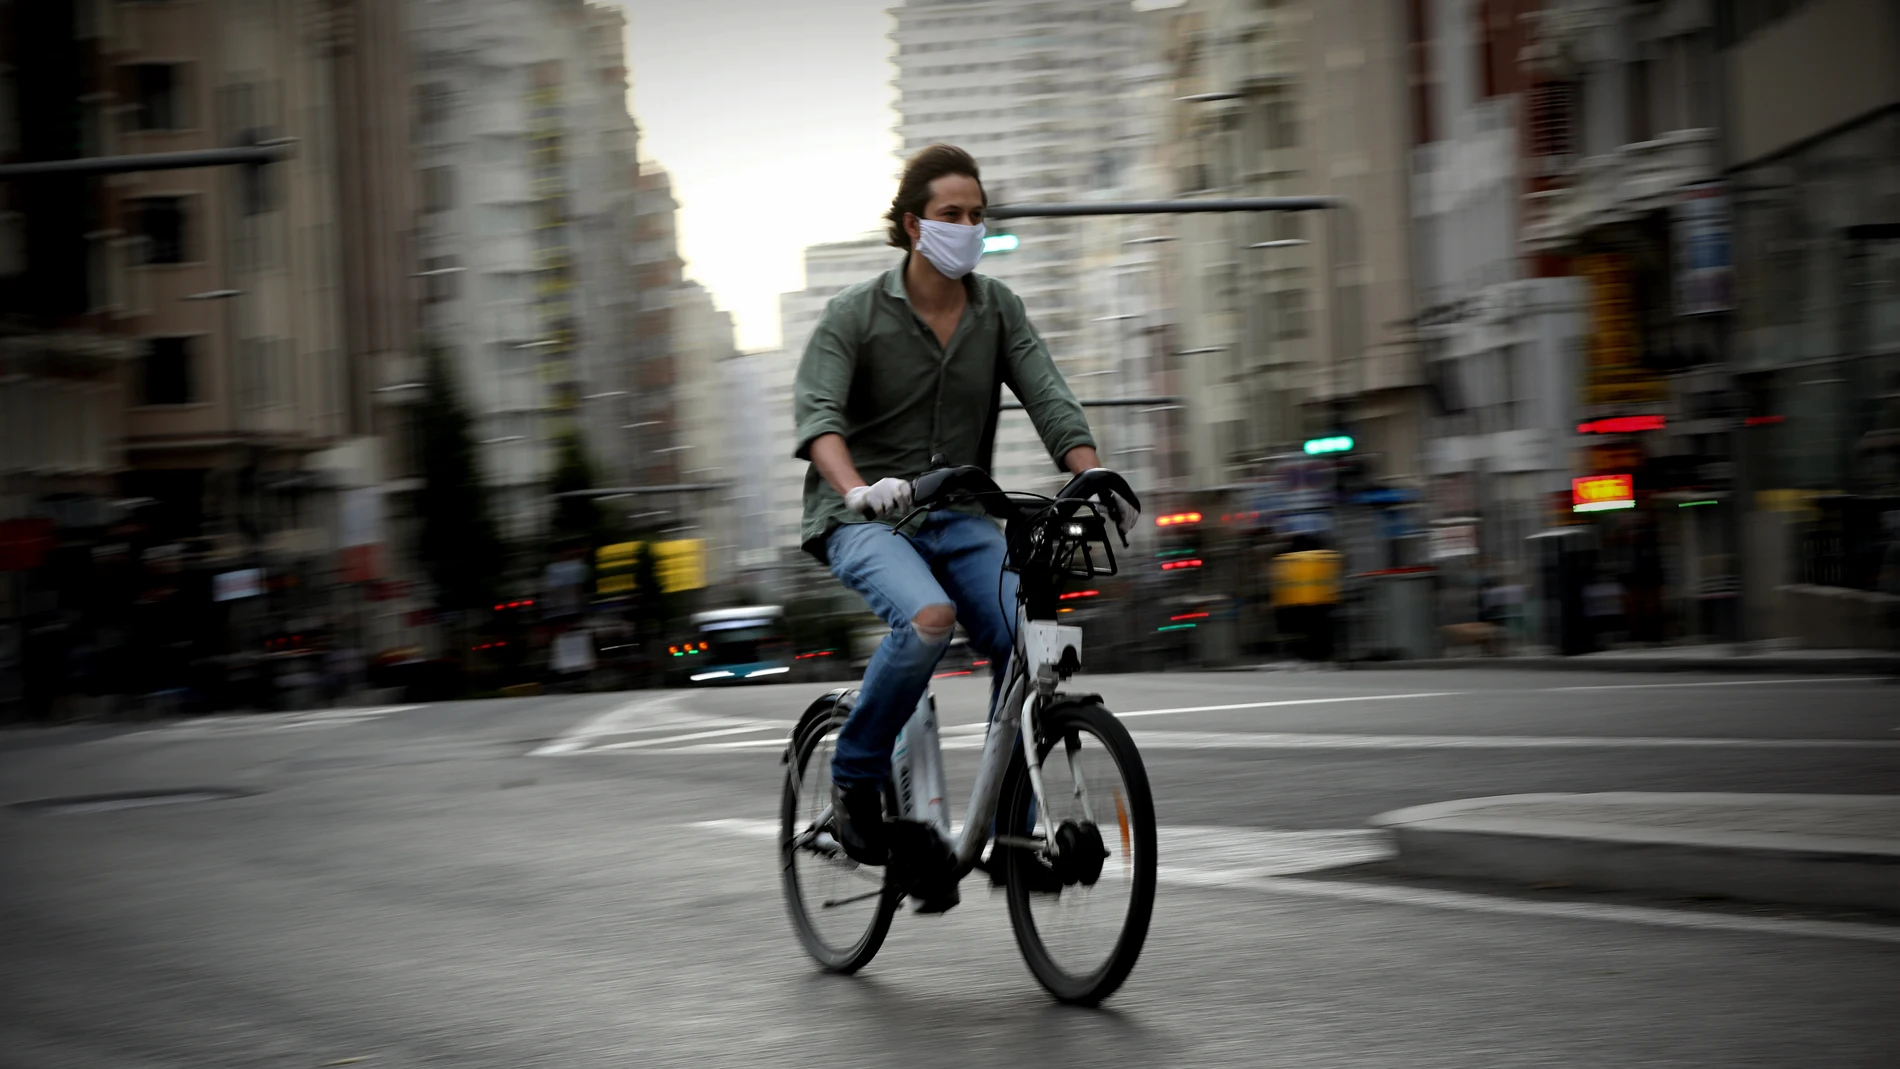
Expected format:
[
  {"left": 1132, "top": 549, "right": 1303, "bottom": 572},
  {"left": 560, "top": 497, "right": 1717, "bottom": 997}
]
[
  {"left": 886, "top": 820, "right": 960, "bottom": 915},
  {"left": 829, "top": 780, "right": 888, "bottom": 866}
]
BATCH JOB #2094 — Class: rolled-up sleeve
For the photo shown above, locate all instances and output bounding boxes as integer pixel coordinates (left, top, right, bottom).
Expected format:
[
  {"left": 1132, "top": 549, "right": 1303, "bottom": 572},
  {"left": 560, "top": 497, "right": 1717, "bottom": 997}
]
[
  {"left": 1000, "top": 290, "right": 1095, "bottom": 471},
  {"left": 792, "top": 301, "right": 858, "bottom": 461}
]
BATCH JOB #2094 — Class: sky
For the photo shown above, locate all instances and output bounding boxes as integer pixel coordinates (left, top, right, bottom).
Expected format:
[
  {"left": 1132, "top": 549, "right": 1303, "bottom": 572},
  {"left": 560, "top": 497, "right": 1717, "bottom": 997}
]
[{"left": 617, "top": 0, "right": 901, "bottom": 352}]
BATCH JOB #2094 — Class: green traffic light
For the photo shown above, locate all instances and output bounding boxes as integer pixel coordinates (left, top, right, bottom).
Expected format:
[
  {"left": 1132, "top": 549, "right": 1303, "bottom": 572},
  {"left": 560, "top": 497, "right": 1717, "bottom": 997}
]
[
  {"left": 1303, "top": 435, "right": 1353, "bottom": 456},
  {"left": 982, "top": 233, "right": 1019, "bottom": 254}
]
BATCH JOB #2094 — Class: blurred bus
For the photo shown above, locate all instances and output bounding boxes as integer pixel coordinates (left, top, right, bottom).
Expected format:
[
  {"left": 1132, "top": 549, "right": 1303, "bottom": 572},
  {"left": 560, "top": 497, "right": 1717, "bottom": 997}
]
[{"left": 679, "top": 606, "right": 791, "bottom": 684}]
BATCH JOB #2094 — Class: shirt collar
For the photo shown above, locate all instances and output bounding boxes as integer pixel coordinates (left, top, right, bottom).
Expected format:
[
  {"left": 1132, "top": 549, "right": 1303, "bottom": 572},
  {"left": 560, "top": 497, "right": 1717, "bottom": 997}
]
[{"left": 884, "top": 253, "right": 986, "bottom": 312}]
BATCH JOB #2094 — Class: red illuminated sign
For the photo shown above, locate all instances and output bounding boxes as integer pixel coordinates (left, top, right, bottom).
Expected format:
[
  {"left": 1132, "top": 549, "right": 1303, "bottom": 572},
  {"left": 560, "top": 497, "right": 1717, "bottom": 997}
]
[
  {"left": 1155, "top": 512, "right": 1202, "bottom": 527},
  {"left": 1577, "top": 415, "right": 1666, "bottom": 434},
  {"left": 1572, "top": 474, "right": 1635, "bottom": 513}
]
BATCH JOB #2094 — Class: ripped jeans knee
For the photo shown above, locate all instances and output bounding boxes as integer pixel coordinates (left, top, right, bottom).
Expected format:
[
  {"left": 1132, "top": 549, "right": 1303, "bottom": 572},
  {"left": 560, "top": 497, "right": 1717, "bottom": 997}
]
[{"left": 910, "top": 603, "right": 956, "bottom": 647}]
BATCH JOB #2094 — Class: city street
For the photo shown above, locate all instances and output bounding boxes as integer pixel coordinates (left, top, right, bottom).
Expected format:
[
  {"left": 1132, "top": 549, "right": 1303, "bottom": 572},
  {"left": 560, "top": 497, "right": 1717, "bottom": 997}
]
[{"left": 3, "top": 670, "right": 1896, "bottom": 1068}]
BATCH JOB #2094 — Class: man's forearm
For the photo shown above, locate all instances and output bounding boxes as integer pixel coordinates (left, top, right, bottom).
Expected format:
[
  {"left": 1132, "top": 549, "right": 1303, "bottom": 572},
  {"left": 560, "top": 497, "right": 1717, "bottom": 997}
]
[
  {"left": 1062, "top": 445, "right": 1102, "bottom": 474},
  {"left": 808, "top": 433, "right": 868, "bottom": 498}
]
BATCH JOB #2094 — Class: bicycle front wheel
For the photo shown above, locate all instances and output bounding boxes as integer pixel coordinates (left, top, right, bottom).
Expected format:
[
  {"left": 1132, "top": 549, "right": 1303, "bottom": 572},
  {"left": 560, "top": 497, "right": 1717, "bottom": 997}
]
[
  {"left": 780, "top": 702, "right": 898, "bottom": 972},
  {"left": 999, "top": 700, "right": 1157, "bottom": 1005}
]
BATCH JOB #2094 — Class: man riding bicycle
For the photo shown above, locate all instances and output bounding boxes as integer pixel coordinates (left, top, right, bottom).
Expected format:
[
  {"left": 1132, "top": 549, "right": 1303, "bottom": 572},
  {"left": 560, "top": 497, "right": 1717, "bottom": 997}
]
[{"left": 792, "top": 144, "right": 1138, "bottom": 877}]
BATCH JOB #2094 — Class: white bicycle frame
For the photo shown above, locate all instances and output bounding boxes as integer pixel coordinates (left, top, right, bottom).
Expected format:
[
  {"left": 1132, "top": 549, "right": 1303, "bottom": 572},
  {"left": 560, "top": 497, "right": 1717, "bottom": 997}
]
[{"left": 880, "top": 607, "right": 1083, "bottom": 872}]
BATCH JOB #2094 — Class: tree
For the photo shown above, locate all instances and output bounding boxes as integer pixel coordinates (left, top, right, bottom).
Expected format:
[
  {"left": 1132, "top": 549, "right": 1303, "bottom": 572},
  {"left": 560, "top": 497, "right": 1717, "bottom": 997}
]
[
  {"left": 414, "top": 349, "right": 505, "bottom": 616},
  {"left": 549, "top": 431, "right": 608, "bottom": 550}
]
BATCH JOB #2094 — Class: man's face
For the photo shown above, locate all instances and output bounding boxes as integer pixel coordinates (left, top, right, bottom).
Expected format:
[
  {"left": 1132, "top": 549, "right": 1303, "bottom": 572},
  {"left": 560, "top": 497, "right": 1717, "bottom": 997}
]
[{"left": 905, "top": 173, "right": 985, "bottom": 247}]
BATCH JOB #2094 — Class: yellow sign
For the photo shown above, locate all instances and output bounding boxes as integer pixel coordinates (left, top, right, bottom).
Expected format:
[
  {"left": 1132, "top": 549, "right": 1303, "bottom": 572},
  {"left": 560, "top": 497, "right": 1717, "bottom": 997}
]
[
  {"left": 1272, "top": 550, "right": 1342, "bottom": 607},
  {"left": 652, "top": 539, "right": 706, "bottom": 593},
  {"left": 595, "top": 539, "right": 707, "bottom": 596},
  {"left": 1579, "top": 254, "right": 1665, "bottom": 407}
]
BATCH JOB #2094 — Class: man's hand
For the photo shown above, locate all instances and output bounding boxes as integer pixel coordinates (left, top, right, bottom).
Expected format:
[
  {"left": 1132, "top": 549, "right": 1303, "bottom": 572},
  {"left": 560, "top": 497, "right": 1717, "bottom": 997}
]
[
  {"left": 844, "top": 477, "right": 914, "bottom": 519},
  {"left": 1085, "top": 469, "right": 1141, "bottom": 540}
]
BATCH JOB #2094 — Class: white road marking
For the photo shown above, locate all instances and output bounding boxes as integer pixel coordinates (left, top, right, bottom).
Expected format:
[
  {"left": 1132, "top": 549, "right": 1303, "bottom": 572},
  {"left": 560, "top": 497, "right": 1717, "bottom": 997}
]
[
  {"left": 99, "top": 705, "right": 422, "bottom": 742},
  {"left": 1114, "top": 692, "right": 1461, "bottom": 719},
  {"left": 530, "top": 694, "right": 684, "bottom": 755},
  {"left": 1114, "top": 731, "right": 1900, "bottom": 751},
  {"left": 707, "top": 818, "right": 1900, "bottom": 945},
  {"left": 1545, "top": 677, "right": 1882, "bottom": 692},
  {"left": 695, "top": 818, "right": 1396, "bottom": 877},
  {"left": 589, "top": 723, "right": 783, "bottom": 751},
  {"left": 570, "top": 729, "right": 1899, "bottom": 756},
  {"left": 1111, "top": 677, "right": 1880, "bottom": 720},
  {"left": 540, "top": 675, "right": 1895, "bottom": 756}
]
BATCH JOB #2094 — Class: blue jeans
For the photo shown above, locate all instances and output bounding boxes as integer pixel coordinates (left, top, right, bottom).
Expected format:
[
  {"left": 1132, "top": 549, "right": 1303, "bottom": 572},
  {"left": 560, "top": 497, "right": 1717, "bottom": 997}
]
[{"left": 827, "top": 510, "right": 1017, "bottom": 787}]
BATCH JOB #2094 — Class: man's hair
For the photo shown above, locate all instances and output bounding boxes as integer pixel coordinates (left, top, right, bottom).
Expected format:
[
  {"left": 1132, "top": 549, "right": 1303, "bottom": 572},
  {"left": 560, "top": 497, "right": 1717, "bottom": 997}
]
[{"left": 885, "top": 144, "right": 986, "bottom": 250}]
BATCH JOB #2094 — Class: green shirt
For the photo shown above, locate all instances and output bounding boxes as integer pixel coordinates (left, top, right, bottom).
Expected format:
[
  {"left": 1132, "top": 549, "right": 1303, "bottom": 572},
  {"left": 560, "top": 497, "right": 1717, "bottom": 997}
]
[{"left": 793, "top": 256, "right": 1096, "bottom": 561}]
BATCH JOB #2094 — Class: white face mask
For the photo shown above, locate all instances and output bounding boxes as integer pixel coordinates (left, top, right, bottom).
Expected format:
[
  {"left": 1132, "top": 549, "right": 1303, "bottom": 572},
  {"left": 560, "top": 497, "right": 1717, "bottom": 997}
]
[{"left": 914, "top": 218, "right": 986, "bottom": 279}]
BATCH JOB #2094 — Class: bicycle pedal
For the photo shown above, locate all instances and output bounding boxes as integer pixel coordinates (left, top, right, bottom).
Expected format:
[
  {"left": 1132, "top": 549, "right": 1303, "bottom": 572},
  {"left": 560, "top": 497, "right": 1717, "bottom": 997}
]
[{"left": 909, "top": 885, "right": 960, "bottom": 915}]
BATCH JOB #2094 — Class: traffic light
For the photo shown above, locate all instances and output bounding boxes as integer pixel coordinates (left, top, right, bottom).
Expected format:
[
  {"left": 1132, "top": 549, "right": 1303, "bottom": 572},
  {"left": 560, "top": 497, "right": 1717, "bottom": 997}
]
[
  {"left": 1303, "top": 435, "right": 1354, "bottom": 456},
  {"left": 982, "top": 232, "right": 1019, "bottom": 255}
]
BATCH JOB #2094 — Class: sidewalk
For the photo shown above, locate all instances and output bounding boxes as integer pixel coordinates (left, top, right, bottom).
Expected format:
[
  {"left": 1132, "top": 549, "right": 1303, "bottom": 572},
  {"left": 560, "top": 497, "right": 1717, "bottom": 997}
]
[
  {"left": 1216, "top": 644, "right": 1900, "bottom": 674},
  {"left": 1372, "top": 793, "right": 1900, "bottom": 913}
]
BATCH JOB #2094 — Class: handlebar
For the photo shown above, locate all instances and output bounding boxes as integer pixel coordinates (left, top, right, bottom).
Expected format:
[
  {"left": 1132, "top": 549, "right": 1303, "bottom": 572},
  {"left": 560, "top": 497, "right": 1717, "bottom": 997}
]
[{"left": 903, "top": 460, "right": 1142, "bottom": 549}]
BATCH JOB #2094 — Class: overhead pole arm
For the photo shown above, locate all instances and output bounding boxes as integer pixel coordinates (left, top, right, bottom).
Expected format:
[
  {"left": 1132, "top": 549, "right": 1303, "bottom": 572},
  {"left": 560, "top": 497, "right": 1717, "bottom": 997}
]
[{"left": 0, "top": 140, "right": 297, "bottom": 180}]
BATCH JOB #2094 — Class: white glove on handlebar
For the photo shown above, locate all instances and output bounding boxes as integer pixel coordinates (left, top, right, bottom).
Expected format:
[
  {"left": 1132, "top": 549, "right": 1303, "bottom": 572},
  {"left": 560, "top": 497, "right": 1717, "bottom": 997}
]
[
  {"left": 1085, "top": 468, "right": 1141, "bottom": 540},
  {"left": 844, "top": 477, "right": 913, "bottom": 519}
]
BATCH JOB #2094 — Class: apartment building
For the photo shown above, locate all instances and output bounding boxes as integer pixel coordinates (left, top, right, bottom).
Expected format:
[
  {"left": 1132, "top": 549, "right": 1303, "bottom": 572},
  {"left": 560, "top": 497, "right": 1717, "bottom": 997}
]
[
  {"left": 1715, "top": 0, "right": 1900, "bottom": 643},
  {"left": 1149, "top": 0, "right": 1424, "bottom": 495},
  {"left": 892, "top": 0, "right": 1170, "bottom": 498},
  {"left": 1408, "top": 0, "right": 1590, "bottom": 594},
  {"left": 409, "top": 0, "right": 645, "bottom": 540}
]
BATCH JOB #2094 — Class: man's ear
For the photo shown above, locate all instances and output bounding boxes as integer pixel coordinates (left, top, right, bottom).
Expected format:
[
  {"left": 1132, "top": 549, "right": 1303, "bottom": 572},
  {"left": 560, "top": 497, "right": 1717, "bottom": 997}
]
[{"left": 904, "top": 211, "right": 921, "bottom": 246}]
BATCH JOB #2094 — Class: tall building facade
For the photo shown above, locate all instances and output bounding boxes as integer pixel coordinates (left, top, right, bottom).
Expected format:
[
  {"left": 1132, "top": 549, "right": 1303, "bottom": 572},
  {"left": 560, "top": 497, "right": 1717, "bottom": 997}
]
[
  {"left": 1407, "top": 0, "right": 1591, "bottom": 617},
  {"left": 891, "top": 0, "right": 1171, "bottom": 499},
  {"left": 1148, "top": 0, "right": 1425, "bottom": 497},
  {"left": 99, "top": 0, "right": 353, "bottom": 581},
  {"left": 408, "top": 0, "right": 644, "bottom": 541},
  {"left": 1715, "top": 0, "right": 1900, "bottom": 644},
  {"left": 669, "top": 280, "right": 739, "bottom": 586},
  {"left": 629, "top": 163, "right": 688, "bottom": 490},
  {"left": 1511, "top": 0, "right": 1743, "bottom": 644}
]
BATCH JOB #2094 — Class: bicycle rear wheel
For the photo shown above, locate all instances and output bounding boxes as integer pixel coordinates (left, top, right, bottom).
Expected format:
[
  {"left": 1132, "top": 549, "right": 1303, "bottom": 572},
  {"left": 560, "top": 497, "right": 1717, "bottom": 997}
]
[
  {"left": 1000, "top": 700, "right": 1157, "bottom": 1005},
  {"left": 781, "top": 703, "right": 898, "bottom": 972}
]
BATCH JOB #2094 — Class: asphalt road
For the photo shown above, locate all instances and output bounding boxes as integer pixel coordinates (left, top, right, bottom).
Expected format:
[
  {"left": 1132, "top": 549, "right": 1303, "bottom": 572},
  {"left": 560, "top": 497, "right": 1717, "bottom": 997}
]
[{"left": 3, "top": 669, "right": 1896, "bottom": 1068}]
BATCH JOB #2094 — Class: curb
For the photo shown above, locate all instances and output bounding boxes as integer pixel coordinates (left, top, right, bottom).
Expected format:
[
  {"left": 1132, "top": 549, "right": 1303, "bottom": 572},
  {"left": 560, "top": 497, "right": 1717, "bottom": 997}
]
[
  {"left": 1370, "top": 793, "right": 1900, "bottom": 913},
  {"left": 1205, "top": 656, "right": 1899, "bottom": 675}
]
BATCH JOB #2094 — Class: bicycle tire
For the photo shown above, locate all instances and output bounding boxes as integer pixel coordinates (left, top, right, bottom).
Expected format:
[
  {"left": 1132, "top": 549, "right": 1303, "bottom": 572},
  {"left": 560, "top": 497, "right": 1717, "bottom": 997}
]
[
  {"left": 780, "top": 705, "right": 899, "bottom": 973},
  {"left": 1000, "top": 701, "right": 1157, "bottom": 1005}
]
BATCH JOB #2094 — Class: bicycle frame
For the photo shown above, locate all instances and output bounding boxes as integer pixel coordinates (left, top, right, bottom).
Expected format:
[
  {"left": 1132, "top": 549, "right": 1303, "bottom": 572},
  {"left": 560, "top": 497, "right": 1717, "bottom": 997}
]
[{"left": 919, "top": 603, "right": 1072, "bottom": 878}]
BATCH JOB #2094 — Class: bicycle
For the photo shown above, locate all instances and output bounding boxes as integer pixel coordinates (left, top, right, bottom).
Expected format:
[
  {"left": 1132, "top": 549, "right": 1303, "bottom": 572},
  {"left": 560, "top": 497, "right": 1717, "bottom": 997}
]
[{"left": 779, "top": 463, "right": 1157, "bottom": 1006}]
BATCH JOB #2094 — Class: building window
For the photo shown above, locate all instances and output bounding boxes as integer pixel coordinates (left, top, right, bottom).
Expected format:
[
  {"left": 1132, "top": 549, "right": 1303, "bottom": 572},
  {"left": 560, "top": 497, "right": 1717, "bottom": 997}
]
[
  {"left": 422, "top": 166, "right": 456, "bottom": 213},
  {"left": 1273, "top": 290, "right": 1308, "bottom": 339},
  {"left": 121, "top": 63, "right": 190, "bottom": 131},
  {"left": 417, "top": 82, "right": 451, "bottom": 132},
  {"left": 1265, "top": 99, "right": 1299, "bottom": 150},
  {"left": 1528, "top": 81, "right": 1578, "bottom": 164},
  {"left": 423, "top": 256, "right": 460, "bottom": 303},
  {"left": 141, "top": 337, "right": 196, "bottom": 405},
  {"left": 135, "top": 196, "right": 187, "bottom": 264}
]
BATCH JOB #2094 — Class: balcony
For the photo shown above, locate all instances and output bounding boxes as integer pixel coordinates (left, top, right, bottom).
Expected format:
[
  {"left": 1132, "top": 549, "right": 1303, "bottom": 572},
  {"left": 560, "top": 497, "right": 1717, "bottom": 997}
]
[{"left": 1522, "top": 128, "right": 1718, "bottom": 251}]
